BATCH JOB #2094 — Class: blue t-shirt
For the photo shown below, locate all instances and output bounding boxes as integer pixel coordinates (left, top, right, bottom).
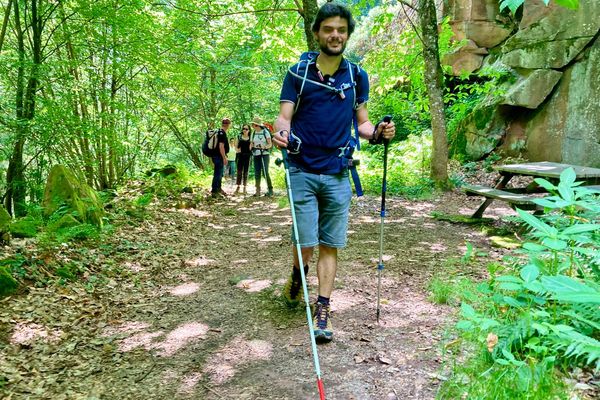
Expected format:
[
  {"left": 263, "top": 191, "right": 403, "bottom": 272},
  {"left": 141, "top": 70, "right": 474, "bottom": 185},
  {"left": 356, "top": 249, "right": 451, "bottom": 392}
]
[{"left": 280, "top": 57, "right": 369, "bottom": 174}]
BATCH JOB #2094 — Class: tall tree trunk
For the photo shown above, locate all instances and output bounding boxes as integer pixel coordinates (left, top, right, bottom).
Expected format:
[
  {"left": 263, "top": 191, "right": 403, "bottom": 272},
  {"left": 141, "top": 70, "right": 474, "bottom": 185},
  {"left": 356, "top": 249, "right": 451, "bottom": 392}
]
[
  {"left": 419, "top": 0, "right": 449, "bottom": 189},
  {"left": 5, "top": 1, "right": 27, "bottom": 216},
  {"left": 0, "top": 0, "right": 12, "bottom": 53},
  {"left": 300, "top": 0, "right": 318, "bottom": 51},
  {"left": 107, "top": 16, "right": 119, "bottom": 189},
  {"left": 59, "top": 3, "right": 95, "bottom": 187},
  {"left": 5, "top": 0, "right": 48, "bottom": 215}
]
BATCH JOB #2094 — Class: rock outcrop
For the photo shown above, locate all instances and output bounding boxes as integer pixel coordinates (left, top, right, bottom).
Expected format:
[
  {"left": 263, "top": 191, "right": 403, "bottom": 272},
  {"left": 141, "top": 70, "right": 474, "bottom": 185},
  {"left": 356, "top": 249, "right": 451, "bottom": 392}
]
[{"left": 444, "top": 0, "right": 600, "bottom": 167}]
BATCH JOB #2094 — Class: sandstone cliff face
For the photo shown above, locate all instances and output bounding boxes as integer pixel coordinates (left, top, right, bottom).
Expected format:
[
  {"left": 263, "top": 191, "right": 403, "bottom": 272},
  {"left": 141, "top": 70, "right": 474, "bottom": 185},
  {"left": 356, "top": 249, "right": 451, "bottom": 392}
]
[{"left": 445, "top": 0, "right": 600, "bottom": 167}]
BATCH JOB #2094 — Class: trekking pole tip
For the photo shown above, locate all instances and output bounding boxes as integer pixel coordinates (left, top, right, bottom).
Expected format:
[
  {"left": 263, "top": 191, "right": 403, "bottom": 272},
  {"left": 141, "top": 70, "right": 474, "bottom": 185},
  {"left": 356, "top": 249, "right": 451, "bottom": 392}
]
[{"left": 317, "top": 378, "right": 326, "bottom": 400}]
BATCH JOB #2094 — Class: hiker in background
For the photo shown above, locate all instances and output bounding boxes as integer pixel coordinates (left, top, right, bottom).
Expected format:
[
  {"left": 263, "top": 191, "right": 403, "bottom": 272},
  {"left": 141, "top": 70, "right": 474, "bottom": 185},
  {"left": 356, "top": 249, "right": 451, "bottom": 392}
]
[
  {"left": 235, "top": 124, "right": 252, "bottom": 195},
  {"left": 250, "top": 117, "right": 274, "bottom": 197},
  {"left": 226, "top": 137, "right": 237, "bottom": 183},
  {"left": 273, "top": 3, "right": 395, "bottom": 342},
  {"left": 211, "top": 117, "right": 231, "bottom": 198}
]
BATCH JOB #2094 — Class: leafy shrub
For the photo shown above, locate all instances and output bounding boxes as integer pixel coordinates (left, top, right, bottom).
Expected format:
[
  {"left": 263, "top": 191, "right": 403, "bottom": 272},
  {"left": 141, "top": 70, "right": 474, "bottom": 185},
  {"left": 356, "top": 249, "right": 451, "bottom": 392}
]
[
  {"left": 440, "top": 169, "right": 600, "bottom": 398},
  {"left": 9, "top": 217, "right": 40, "bottom": 238},
  {"left": 55, "top": 262, "right": 83, "bottom": 281},
  {"left": 54, "top": 224, "right": 100, "bottom": 243},
  {"left": 360, "top": 133, "right": 433, "bottom": 197},
  {"left": 0, "top": 265, "right": 18, "bottom": 296},
  {"left": 428, "top": 277, "right": 452, "bottom": 304}
]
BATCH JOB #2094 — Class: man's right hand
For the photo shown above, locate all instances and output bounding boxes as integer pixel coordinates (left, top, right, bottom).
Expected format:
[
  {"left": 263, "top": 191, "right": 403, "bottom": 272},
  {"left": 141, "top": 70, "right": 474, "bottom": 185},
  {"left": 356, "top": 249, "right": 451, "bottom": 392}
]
[{"left": 272, "top": 130, "right": 289, "bottom": 149}]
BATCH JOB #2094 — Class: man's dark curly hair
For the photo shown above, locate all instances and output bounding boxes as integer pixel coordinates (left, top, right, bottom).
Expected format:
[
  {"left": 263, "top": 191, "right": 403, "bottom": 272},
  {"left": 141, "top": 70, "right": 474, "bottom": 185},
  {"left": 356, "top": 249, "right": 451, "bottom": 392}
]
[{"left": 311, "top": 2, "right": 356, "bottom": 36}]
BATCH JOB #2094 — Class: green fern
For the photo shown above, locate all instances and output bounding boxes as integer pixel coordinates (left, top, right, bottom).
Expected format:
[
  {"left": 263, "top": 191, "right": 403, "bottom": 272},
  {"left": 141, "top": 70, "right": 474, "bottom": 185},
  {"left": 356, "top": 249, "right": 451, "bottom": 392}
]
[
  {"left": 552, "top": 329, "right": 600, "bottom": 371},
  {"left": 541, "top": 275, "right": 600, "bottom": 304}
]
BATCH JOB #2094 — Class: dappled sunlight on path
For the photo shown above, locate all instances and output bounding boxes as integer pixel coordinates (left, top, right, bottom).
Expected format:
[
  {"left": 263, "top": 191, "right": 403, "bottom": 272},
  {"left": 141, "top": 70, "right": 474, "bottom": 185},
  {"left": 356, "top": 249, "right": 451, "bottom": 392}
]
[
  {"left": 103, "top": 321, "right": 210, "bottom": 356},
  {"left": 235, "top": 279, "right": 273, "bottom": 292},
  {"left": 10, "top": 322, "right": 61, "bottom": 345},
  {"left": 203, "top": 336, "right": 273, "bottom": 385},
  {"left": 0, "top": 191, "right": 520, "bottom": 399},
  {"left": 184, "top": 256, "right": 215, "bottom": 267},
  {"left": 168, "top": 282, "right": 200, "bottom": 296}
]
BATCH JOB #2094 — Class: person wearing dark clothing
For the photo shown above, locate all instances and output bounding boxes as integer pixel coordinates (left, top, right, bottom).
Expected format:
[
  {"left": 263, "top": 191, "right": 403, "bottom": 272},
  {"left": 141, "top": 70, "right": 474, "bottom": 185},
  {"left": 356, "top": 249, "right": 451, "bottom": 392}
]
[
  {"left": 235, "top": 124, "right": 252, "bottom": 195},
  {"left": 211, "top": 118, "right": 231, "bottom": 198}
]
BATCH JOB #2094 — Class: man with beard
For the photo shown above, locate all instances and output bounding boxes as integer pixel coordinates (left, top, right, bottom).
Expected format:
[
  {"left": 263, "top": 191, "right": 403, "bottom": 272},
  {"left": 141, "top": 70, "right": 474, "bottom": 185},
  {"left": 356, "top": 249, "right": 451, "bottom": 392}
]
[{"left": 273, "top": 2, "right": 395, "bottom": 342}]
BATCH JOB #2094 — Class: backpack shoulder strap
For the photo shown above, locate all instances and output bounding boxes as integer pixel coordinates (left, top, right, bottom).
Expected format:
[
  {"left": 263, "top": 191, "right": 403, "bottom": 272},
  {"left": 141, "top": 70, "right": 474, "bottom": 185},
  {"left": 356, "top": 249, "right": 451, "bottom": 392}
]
[{"left": 346, "top": 60, "right": 361, "bottom": 149}]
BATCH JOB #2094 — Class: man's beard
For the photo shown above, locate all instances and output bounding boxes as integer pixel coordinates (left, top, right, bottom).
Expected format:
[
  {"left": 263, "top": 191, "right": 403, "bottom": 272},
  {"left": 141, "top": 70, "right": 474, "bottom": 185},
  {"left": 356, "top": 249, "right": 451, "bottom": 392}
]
[{"left": 319, "top": 40, "right": 346, "bottom": 56}]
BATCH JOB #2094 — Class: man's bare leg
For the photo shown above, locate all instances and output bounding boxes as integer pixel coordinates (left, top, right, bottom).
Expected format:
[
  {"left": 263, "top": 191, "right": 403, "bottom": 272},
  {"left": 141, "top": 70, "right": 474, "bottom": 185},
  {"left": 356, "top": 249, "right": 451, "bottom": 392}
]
[{"left": 316, "top": 244, "right": 337, "bottom": 298}]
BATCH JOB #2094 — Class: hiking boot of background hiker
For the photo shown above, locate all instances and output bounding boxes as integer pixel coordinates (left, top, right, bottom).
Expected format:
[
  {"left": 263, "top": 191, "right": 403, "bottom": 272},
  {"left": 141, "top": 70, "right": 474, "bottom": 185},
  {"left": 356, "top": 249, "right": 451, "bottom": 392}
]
[
  {"left": 234, "top": 186, "right": 240, "bottom": 194},
  {"left": 243, "top": 186, "right": 247, "bottom": 195},
  {"left": 220, "top": 189, "right": 228, "bottom": 197},
  {"left": 253, "top": 187, "right": 261, "bottom": 197},
  {"left": 265, "top": 188, "right": 274, "bottom": 197},
  {"left": 282, "top": 266, "right": 307, "bottom": 307},
  {"left": 313, "top": 302, "right": 333, "bottom": 343}
]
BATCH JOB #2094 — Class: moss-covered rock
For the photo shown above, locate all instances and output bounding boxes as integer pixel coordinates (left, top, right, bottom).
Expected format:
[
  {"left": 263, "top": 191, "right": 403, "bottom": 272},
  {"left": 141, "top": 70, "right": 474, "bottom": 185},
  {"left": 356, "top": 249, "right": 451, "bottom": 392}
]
[
  {"left": 42, "top": 165, "right": 104, "bottom": 227},
  {"left": 0, "top": 266, "right": 18, "bottom": 297},
  {"left": 0, "top": 205, "right": 11, "bottom": 244},
  {"left": 9, "top": 218, "right": 40, "bottom": 238}
]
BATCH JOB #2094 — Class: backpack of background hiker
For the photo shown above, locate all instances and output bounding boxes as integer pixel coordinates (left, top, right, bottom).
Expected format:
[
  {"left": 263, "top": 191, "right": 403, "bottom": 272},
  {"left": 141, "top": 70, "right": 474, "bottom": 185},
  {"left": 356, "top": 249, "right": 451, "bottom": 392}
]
[{"left": 202, "top": 129, "right": 219, "bottom": 156}]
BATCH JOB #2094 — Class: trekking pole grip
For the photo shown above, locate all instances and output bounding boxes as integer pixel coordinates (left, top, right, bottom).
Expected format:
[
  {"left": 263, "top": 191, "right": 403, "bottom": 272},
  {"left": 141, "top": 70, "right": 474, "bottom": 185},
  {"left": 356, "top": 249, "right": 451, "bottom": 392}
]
[{"left": 382, "top": 115, "right": 392, "bottom": 146}]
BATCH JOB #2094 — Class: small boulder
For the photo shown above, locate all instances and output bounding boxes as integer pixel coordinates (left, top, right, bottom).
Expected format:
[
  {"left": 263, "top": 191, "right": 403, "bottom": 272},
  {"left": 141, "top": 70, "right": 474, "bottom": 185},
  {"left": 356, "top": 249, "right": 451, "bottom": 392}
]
[
  {"left": 42, "top": 165, "right": 104, "bottom": 227},
  {"left": 0, "top": 205, "right": 11, "bottom": 244}
]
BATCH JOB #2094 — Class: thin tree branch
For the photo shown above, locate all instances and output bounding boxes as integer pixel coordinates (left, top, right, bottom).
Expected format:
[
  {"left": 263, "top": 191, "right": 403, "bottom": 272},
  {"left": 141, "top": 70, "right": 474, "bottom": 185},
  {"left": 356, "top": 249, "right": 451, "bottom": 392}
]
[
  {"left": 401, "top": 0, "right": 424, "bottom": 49},
  {"left": 398, "top": 0, "right": 418, "bottom": 12},
  {"left": 152, "top": 2, "right": 298, "bottom": 18}
]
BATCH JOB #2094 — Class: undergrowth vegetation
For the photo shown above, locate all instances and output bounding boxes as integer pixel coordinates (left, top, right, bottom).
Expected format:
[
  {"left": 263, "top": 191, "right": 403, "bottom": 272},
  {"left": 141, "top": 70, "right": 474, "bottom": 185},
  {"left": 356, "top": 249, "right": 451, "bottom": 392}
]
[
  {"left": 433, "top": 169, "right": 600, "bottom": 400},
  {"left": 0, "top": 165, "right": 205, "bottom": 296}
]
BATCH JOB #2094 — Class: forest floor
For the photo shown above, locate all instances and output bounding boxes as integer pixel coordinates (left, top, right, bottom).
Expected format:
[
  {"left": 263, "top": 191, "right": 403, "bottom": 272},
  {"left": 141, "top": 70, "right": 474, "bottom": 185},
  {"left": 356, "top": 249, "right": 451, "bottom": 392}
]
[{"left": 0, "top": 179, "right": 550, "bottom": 399}]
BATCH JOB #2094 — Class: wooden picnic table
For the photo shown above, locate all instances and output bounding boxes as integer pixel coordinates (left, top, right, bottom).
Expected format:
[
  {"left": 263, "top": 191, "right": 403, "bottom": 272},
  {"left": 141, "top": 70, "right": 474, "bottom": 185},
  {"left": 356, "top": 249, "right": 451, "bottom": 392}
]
[{"left": 464, "top": 161, "right": 600, "bottom": 218}]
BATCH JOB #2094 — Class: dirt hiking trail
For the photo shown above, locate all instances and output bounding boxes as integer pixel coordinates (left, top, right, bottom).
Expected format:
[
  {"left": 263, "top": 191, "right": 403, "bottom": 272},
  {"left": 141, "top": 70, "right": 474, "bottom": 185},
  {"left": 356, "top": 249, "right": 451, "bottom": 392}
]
[{"left": 0, "top": 187, "right": 513, "bottom": 399}]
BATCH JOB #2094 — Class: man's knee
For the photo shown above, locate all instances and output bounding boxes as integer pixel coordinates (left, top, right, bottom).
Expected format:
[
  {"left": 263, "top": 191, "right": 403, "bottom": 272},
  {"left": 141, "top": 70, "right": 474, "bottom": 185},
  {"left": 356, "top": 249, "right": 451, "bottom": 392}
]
[{"left": 318, "top": 244, "right": 337, "bottom": 257}]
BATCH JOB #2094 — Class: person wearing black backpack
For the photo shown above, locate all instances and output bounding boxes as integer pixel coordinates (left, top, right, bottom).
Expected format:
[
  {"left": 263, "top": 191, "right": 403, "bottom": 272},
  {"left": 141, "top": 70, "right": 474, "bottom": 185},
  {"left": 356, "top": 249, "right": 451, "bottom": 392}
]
[
  {"left": 272, "top": 2, "right": 395, "bottom": 342},
  {"left": 210, "top": 117, "right": 231, "bottom": 198}
]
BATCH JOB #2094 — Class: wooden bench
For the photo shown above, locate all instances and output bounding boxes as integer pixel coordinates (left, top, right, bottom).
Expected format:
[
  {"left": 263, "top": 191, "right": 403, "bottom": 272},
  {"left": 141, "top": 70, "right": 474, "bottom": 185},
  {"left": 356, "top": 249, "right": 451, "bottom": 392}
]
[
  {"left": 462, "top": 184, "right": 541, "bottom": 217},
  {"left": 582, "top": 185, "right": 600, "bottom": 192}
]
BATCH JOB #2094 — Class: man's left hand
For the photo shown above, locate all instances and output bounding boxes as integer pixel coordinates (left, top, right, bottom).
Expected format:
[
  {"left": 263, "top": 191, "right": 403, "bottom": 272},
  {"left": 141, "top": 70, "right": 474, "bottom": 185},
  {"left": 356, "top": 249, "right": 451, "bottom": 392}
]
[
  {"left": 372, "top": 120, "right": 396, "bottom": 144},
  {"left": 272, "top": 130, "right": 289, "bottom": 149},
  {"left": 379, "top": 120, "right": 395, "bottom": 141}
]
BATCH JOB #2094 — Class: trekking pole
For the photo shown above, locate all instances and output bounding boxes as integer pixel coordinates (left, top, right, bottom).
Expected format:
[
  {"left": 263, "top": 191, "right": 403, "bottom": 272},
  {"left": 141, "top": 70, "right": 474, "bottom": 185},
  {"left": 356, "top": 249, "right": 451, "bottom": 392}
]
[
  {"left": 276, "top": 147, "right": 326, "bottom": 400},
  {"left": 376, "top": 115, "right": 392, "bottom": 324}
]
